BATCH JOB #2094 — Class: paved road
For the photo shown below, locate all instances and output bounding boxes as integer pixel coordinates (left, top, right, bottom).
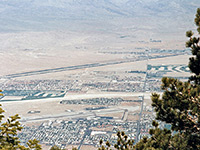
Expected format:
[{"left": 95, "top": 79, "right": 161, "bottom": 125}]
[
  {"left": 78, "top": 124, "right": 91, "bottom": 150},
  {"left": 135, "top": 50, "right": 149, "bottom": 143},
  {"left": 2, "top": 54, "right": 182, "bottom": 79}
]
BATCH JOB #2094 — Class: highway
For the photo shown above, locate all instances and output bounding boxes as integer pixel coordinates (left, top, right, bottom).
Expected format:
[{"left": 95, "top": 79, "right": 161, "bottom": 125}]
[
  {"left": 2, "top": 53, "right": 183, "bottom": 79},
  {"left": 135, "top": 49, "right": 149, "bottom": 143}
]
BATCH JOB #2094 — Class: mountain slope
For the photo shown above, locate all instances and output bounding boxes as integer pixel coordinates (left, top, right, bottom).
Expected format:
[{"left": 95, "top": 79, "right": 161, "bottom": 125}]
[{"left": 0, "top": 0, "right": 199, "bottom": 32}]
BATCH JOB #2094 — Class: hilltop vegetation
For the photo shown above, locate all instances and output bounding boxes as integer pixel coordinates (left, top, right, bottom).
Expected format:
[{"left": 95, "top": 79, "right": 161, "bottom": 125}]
[
  {"left": 98, "top": 7, "right": 200, "bottom": 150},
  {"left": 0, "top": 3, "right": 200, "bottom": 150}
]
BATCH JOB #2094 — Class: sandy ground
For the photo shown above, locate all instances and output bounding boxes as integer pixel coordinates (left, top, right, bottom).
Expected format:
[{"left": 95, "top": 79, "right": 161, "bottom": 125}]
[
  {"left": 0, "top": 30, "right": 188, "bottom": 77},
  {"left": 0, "top": 92, "right": 150, "bottom": 121}
]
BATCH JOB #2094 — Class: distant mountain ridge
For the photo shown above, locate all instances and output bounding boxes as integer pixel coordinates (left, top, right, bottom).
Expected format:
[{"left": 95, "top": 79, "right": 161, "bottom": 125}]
[{"left": 0, "top": 0, "right": 199, "bottom": 32}]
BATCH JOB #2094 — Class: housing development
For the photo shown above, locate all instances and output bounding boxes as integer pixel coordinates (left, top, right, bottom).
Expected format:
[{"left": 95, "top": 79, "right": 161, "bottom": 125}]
[
  {"left": 0, "top": 48, "right": 190, "bottom": 149},
  {"left": 0, "top": 1, "right": 198, "bottom": 149}
]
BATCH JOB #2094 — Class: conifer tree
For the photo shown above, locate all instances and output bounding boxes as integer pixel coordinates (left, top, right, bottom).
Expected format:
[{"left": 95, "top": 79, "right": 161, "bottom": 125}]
[
  {"left": 99, "top": 8, "right": 200, "bottom": 150},
  {"left": 187, "top": 8, "right": 200, "bottom": 85},
  {"left": 0, "top": 107, "right": 42, "bottom": 150},
  {"left": 1, "top": 7, "right": 200, "bottom": 150},
  {"left": 0, "top": 89, "right": 41, "bottom": 150}
]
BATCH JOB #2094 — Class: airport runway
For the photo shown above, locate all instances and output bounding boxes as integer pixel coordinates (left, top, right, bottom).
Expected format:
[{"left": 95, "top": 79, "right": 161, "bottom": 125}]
[{"left": 2, "top": 53, "right": 182, "bottom": 79}]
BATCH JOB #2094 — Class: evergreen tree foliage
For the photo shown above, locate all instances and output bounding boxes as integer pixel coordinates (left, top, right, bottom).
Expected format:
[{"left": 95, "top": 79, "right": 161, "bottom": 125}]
[
  {"left": 50, "top": 145, "right": 77, "bottom": 150},
  {"left": 0, "top": 90, "right": 41, "bottom": 150},
  {"left": 187, "top": 8, "right": 200, "bottom": 84},
  {"left": 135, "top": 77, "right": 200, "bottom": 149},
  {"left": 0, "top": 7, "right": 200, "bottom": 150},
  {"left": 98, "top": 131, "right": 135, "bottom": 150},
  {"left": 99, "top": 8, "right": 200, "bottom": 150},
  {"left": 0, "top": 104, "right": 42, "bottom": 150},
  {"left": 50, "top": 145, "right": 62, "bottom": 150}
]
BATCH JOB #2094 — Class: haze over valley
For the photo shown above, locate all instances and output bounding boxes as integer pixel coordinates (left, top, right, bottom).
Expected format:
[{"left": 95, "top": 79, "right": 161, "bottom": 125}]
[{"left": 0, "top": 0, "right": 199, "bottom": 149}]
